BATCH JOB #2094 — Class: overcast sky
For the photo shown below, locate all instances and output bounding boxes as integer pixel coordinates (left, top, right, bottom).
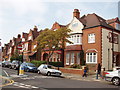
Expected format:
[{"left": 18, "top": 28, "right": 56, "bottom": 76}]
[{"left": 0, "top": 0, "right": 120, "bottom": 47}]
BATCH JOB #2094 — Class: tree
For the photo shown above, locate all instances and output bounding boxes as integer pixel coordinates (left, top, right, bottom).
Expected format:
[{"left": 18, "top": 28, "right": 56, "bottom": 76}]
[
  {"left": 55, "top": 27, "right": 72, "bottom": 66},
  {"left": 10, "top": 49, "right": 23, "bottom": 62},
  {"left": 34, "top": 27, "right": 72, "bottom": 64}
]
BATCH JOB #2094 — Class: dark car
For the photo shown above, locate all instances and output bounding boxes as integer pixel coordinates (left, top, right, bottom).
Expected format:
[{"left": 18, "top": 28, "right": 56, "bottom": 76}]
[
  {"left": 2, "top": 61, "right": 11, "bottom": 68},
  {"left": 9, "top": 60, "right": 22, "bottom": 70},
  {"left": 20, "top": 62, "right": 37, "bottom": 72}
]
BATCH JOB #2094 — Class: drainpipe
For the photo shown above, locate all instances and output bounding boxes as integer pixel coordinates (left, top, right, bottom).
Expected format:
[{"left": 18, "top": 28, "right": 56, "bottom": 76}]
[{"left": 112, "top": 28, "right": 114, "bottom": 70}]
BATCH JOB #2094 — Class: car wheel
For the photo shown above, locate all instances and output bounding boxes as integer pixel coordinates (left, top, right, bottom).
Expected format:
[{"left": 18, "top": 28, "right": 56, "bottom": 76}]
[
  {"left": 9, "top": 66, "right": 12, "bottom": 69},
  {"left": 47, "top": 72, "right": 51, "bottom": 76},
  {"left": 14, "top": 66, "right": 17, "bottom": 70},
  {"left": 112, "top": 77, "right": 120, "bottom": 86},
  {"left": 26, "top": 68, "right": 30, "bottom": 72},
  {"left": 38, "top": 70, "right": 41, "bottom": 74}
]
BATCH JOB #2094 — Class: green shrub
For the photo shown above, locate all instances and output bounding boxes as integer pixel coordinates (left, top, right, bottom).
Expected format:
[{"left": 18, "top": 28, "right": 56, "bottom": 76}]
[
  {"left": 10, "top": 55, "right": 23, "bottom": 62},
  {"left": 49, "top": 62, "right": 63, "bottom": 67},
  {"left": 31, "top": 60, "right": 47, "bottom": 67},
  {"left": 70, "top": 64, "right": 82, "bottom": 69}
]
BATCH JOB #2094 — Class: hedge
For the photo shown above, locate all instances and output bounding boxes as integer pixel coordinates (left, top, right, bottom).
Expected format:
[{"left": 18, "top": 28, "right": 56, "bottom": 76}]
[
  {"left": 49, "top": 62, "right": 63, "bottom": 67},
  {"left": 30, "top": 60, "right": 63, "bottom": 67},
  {"left": 31, "top": 60, "right": 47, "bottom": 67}
]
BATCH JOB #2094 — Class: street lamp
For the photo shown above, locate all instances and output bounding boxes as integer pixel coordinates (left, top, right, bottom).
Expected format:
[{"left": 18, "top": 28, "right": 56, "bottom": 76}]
[{"left": 17, "top": 42, "right": 23, "bottom": 75}]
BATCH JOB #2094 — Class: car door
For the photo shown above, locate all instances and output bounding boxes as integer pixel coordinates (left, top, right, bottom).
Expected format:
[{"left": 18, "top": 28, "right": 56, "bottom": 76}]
[
  {"left": 42, "top": 65, "right": 48, "bottom": 74},
  {"left": 118, "top": 70, "right": 120, "bottom": 77}
]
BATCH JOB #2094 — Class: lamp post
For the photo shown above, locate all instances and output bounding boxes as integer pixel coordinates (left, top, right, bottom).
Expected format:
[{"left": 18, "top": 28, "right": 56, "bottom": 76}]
[{"left": 17, "top": 43, "right": 22, "bottom": 75}]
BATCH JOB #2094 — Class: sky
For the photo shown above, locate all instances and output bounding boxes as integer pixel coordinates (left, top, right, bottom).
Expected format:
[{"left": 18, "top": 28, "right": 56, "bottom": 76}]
[{"left": 0, "top": 0, "right": 120, "bottom": 47}]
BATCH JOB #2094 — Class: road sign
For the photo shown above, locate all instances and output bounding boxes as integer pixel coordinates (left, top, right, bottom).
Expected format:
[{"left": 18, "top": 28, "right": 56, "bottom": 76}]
[{"left": 17, "top": 44, "right": 22, "bottom": 50}]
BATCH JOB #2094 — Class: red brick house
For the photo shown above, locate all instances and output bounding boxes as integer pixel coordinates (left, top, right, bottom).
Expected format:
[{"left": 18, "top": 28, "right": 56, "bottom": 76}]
[
  {"left": 63, "top": 9, "right": 120, "bottom": 70},
  {"left": 21, "top": 26, "right": 40, "bottom": 61},
  {"left": 2, "top": 34, "right": 22, "bottom": 61},
  {"left": 41, "top": 22, "right": 65, "bottom": 63},
  {"left": 49, "top": 9, "right": 120, "bottom": 71},
  {"left": 2, "top": 9, "right": 120, "bottom": 71}
]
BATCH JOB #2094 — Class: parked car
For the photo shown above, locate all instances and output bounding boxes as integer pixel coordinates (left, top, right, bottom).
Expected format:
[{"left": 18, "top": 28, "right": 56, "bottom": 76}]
[
  {"left": 20, "top": 62, "right": 37, "bottom": 72},
  {"left": 2, "top": 61, "right": 11, "bottom": 68},
  {"left": 105, "top": 70, "right": 120, "bottom": 86},
  {"left": 9, "top": 60, "right": 22, "bottom": 70},
  {"left": 37, "top": 64, "right": 62, "bottom": 76},
  {"left": 113, "top": 67, "right": 120, "bottom": 71}
]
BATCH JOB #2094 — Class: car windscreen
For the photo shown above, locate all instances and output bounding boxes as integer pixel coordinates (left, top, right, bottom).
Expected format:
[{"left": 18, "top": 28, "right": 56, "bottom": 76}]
[
  {"left": 5, "top": 61, "right": 10, "bottom": 64},
  {"left": 47, "top": 65, "right": 54, "bottom": 69},
  {"left": 27, "top": 63, "right": 35, "bottom": 67}
]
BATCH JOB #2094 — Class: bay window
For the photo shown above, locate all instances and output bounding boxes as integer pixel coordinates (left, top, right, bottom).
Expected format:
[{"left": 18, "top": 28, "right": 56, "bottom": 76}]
[
  {"left": 66, "top": 53, "right": 70, "bottom": 65},
  {"left": 86, "top": 52, "right": 97, "bottom": 63},
  {"left": 71, "top": 53, "right": 74, "bottom": 65},
  {"left": 67, "top": 34, "right": 82, "bottom": 45}
]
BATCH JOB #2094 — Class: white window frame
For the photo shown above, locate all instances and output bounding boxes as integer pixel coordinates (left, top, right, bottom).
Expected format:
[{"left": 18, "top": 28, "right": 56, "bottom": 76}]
[
  {"left": 71, "top": 53, "right": 74, "bottom": 65},
  {"left": 88, "top": 33, "right": 95, "bottom": 43},
  {"left": 66, "top": 53, "right": 70, "bottom": 65},
  {"left": 114, "top": 35, "right": 118, "bottom": 44},
  {"left": 25, "top": 43, "right": 28, "bottom": 51},
  {"left": 86, "top": 52, "right": 97, "bottom": 64},
  {"left": 66, "top": 34, "right": 82, "bottom": 46}
]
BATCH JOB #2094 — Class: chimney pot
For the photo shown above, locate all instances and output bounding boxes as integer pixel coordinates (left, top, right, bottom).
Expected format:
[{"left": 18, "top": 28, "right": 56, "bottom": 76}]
[{"left": 73, "top": 9, "right": 80, "bottom": 19}]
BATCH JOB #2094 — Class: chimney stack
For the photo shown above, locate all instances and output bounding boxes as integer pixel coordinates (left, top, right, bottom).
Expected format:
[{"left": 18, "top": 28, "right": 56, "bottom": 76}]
[
  {"left": 18, "top": 34, "right": 21, "bottom": 38},
  {"left": 34, "top": 26, "right": 38, "bottom": 32},
  {"left": 73, "top": 9, "right": 80, "bottom": 19}
]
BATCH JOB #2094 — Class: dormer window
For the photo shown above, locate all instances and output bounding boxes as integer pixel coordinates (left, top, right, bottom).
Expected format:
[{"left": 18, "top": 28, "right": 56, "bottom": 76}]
[{"left": 72, "top": 22, "right": 78, "bottom": 27}]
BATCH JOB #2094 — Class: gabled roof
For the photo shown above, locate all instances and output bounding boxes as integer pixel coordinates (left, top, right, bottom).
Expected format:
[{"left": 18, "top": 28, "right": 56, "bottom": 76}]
[
  {"left": 106, "top": 17, "right": 120, "bottom": 24},
  {"left": 27, "top": 26, "right": 39, "bottom": 40},
  {"left": 51, "top": 22, "right": 66, "bottom": 30},
  {"left": 22, "top": 32, "right": 28, "bottom": 40},
  {"left": 79, "top": 13, "right": 114, "bottom": 29}
]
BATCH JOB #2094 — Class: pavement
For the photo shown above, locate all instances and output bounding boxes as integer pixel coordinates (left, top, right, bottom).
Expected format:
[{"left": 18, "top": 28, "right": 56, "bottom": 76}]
[
  {"left": 9, "top": 73, "right": 106, "bottom": 83},
  {"left": 62, "top": 73, "right": 106, "bottom": 83}
]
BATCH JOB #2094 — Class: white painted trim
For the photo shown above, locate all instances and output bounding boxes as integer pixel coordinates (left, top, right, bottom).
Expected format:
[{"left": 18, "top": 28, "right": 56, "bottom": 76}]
[
  {"left": 86, "top": 49, "right": 98, "bottom": 52},
  {"left": 86, "top": 52, "right": 97, "bottom": 64}
]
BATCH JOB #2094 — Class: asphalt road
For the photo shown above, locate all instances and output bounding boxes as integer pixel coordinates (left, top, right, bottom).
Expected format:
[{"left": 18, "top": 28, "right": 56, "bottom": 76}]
[{"left": 1, "top": 67, "right": 120, "bottom": 90}]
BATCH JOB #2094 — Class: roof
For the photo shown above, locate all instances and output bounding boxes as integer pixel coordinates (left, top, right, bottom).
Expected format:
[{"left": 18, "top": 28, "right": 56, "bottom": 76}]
[
  {"left": 79, "top": 13, "right": 114, "bottom": 30},
  {"left": 106, "top": 17, "right": 120, "bottom": 24},
  {"left": 22, "top": 32, "right": 28, "bottom": 40},
  {"left": 51, "top": 22, "right": 66, "bottom": 30}
]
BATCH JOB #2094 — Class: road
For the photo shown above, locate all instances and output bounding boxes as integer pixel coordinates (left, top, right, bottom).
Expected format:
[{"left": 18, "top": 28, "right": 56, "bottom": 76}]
[{"left": 1, "top": 67, "right": 120, "bottom": 90}]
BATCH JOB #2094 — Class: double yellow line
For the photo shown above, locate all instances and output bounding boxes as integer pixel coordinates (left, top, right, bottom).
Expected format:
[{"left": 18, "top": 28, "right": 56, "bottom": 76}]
[{"left": 0, "top": 75, "right": 14, "bottom": 87}]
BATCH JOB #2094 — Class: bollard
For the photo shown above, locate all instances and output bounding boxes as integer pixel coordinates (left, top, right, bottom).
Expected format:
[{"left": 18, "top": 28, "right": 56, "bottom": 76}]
[{"left": 19, "top": 66, "right": 24, "bottom": 75}]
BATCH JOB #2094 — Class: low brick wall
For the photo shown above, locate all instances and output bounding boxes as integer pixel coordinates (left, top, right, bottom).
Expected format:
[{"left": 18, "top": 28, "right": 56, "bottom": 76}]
[{"left": 57, "top": 67, "right": 84, "bottom": 75}]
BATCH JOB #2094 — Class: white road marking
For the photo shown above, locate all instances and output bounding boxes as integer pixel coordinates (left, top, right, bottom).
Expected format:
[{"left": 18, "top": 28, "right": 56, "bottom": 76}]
[
  {"left": 34, "top": 75, "right": 58, "bottom": 79},
  {"left": 13, "top": 82, "right": 39, "bottom": 89},
  {"left": 21, "top": 77, "right": 35, "bottom": 80}
]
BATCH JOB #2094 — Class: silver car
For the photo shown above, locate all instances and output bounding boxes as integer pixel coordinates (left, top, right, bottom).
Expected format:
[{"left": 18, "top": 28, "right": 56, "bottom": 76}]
[
  {"left": 37, "top": 64, "right": 62, "bottom": 76},
  {"left": 105, "top": 70, "right": 120, "bottom": 86}
]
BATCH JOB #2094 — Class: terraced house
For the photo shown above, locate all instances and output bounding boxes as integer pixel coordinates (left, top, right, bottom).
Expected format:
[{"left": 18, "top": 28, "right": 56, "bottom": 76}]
[
  {"left": 2, "top": 9, "right": 120, "bottom": 71},
  {"left": 51, "top": 9, "right": 120, "bottom": 70}
]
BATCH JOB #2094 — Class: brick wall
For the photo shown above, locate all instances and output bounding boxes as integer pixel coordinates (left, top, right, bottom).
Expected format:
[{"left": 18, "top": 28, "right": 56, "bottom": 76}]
[{"left": 56, "top": 67, "right": 84, "bottom": 75}]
